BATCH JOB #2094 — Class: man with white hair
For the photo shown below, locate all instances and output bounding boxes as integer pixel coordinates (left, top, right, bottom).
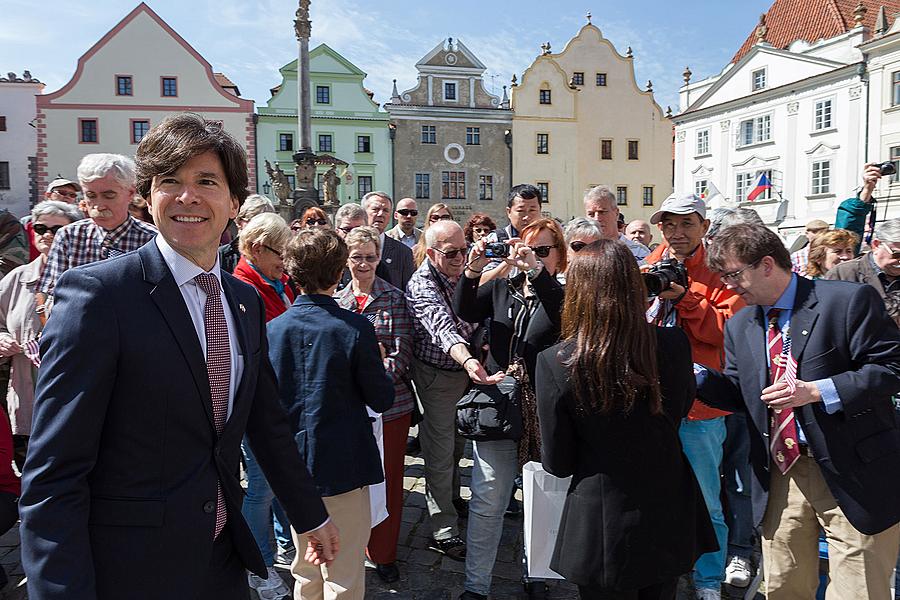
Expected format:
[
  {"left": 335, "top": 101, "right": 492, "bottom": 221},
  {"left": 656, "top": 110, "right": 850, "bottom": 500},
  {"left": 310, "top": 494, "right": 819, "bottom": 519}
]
[
  {"left": 583, "top": 185, "right": 650, "bottom": 261},
  {"left": 827, "top": 217, "right": 900, "bottom": 297},
  {"left": 36, "top": 153, "right": 157, "bottom": 303},
  {"left": 405, "top": 220, "right": 502, "bottom": 562}
]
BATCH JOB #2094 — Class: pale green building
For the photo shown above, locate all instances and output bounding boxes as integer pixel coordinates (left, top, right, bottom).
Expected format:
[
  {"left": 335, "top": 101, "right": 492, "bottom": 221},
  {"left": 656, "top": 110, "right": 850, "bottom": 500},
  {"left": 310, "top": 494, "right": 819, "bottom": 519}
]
[{"left": 256, "top": 44, "right": 392, "bottom": 203}]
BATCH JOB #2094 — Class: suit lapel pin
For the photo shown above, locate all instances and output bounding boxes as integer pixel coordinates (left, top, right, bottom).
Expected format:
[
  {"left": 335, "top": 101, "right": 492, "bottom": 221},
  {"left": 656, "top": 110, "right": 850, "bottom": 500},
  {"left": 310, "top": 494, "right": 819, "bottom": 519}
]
[
  {"left": 385, "top": 257, "right": 393, "bottom": 264},
  {"left": 239, "top": 304, "right": 246, "bottom": 313},
  {"left": 801, "top": 330, "right": 808, "bottom": 336}
]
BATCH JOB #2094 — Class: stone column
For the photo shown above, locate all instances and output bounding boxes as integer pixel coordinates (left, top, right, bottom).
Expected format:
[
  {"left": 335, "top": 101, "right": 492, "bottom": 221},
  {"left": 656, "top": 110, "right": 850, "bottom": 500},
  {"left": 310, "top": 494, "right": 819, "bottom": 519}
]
[{"left": 291, "top": 0, "right": 318, "bottom": 217}]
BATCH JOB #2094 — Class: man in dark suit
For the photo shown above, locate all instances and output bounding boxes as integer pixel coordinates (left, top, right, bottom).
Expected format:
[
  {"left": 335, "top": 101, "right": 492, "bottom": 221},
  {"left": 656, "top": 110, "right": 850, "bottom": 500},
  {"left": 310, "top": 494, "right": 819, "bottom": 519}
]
[
  {"left": 20, "top": 113, "right": 339, "bottom": 600},
  {"left": 362, "top": 191, "right": 415, "bottom": 291},
  {"left": 699, "top": 223, "right": 900, "bottom": 599}
]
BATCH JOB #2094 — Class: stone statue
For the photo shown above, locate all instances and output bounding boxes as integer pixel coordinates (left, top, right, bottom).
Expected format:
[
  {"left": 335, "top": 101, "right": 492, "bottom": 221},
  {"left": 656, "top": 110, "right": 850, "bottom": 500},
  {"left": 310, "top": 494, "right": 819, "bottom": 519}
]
[
  {"left": 322, "top": 165, "right": 340, "bottom": 207},
  {"left": 294, "top": 160, "right": 316, "bottom": 194},
  {"left": 264, "top": 159, "right": 292, "bottom": 204}
]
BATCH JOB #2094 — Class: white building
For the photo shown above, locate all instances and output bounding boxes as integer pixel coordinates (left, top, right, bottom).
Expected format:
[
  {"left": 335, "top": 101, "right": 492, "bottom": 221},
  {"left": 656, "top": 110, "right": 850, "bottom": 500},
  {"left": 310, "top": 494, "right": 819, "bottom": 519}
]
[
  {"left": 0, "top": 71, "right": 43, "bottom": 217},
  {"left": 36, "top": 3, "right": 256, "bottom": 196},
  {"left": 673, "top": 0, "right": 900, "bottom": 237}
]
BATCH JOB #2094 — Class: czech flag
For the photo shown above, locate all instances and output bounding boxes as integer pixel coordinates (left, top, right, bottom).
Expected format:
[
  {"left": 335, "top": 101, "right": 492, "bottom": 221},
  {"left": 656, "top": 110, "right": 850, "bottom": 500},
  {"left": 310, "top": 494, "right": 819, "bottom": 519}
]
[{"left": 747, "top": 172, "right": 772, "bottom": 201}]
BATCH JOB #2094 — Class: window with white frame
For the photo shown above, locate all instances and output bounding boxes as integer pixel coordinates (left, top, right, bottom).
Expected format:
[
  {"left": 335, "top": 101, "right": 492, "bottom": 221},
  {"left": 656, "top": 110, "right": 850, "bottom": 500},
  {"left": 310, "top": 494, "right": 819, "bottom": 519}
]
[
  {"left": 752, "top": 68, "right": 766, "bottom": 91},
  {"left": 735, "top": 172, "right": 755, "bottom": 202},
  {"left": 738, "top": 114, "right": 771, "bottom": 147},
  {"left": 890, "top": 146, "right": 900, "bottom": 183},
  {"left": 444, "top": 81, "right": 457, "bottom": 101},
  {"left": 696, "top": 129, "right": 709, "bottom": 155},
  {"left": 478, "top": 175, "right": 493, "bottom": 200},
  {"left": 811, "top": 160, "right": 831, "bottom": 195},
  {"left": 893, "top": 71, "right": 900, "bottom": 106},
  {"left": 695, "top": 180, "right": 708, "bottom": 198},
  {"left": 466, "top": 127, "right": 480, "bottom": 145},
  {"left": 415, "top": 173, "right": 430, "bottom": 199},
  {"left": 814, "top": 98, "right": 833, "bottom": 131},
  {"left": 537, "top": 182, "right": 549, "bottom": 203}
]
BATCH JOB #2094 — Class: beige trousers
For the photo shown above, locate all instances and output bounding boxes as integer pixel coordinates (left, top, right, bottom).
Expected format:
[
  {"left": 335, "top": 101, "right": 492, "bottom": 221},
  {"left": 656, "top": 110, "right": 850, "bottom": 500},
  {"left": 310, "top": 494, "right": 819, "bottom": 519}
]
[
  {"left": 761, "top": 454, "right": 900, "bottom": 600},
  {"left": 291, "top": 486, "right": 370, "bottom": 600}
]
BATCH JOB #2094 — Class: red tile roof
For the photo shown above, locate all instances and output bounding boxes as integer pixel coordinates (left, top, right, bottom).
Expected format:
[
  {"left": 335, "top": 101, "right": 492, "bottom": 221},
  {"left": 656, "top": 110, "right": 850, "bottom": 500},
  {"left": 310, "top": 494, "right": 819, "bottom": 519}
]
[
  {"left": 731, "top": 0, "right": 900, "bottom": 63},
  {"left": 214, "top": 72, "right": 240, "bottom": 96}
]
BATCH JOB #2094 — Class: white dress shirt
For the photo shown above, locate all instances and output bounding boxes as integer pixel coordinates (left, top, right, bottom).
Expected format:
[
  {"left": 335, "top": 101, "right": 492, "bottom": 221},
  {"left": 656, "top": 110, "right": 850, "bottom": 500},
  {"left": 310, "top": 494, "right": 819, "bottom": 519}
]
[{"left": 156, "top": 235, "right": 244, "bottom": 419}]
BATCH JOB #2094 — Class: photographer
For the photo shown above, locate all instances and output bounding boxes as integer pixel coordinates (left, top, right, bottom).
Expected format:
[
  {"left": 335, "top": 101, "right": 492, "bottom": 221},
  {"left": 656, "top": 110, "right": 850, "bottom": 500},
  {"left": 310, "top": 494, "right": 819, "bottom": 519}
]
[
  {"left": 834, "top": 163, "right": 882, "bottom": 253},
  {"left": 644, "top": 193, "right": 745, "bottom": 599},
  {"left": 452, "top": 218, "right": 565, "bottom": 600}
]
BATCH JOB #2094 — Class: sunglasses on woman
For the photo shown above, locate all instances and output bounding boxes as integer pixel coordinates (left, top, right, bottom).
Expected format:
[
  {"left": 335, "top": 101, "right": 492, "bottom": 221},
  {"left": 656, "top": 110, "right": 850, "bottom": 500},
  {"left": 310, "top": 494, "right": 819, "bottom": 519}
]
[
  {"left": 569, "top": 240, "right": 588, "bottom": 253},
  {"left": 33, "top": 224, "right": 66, "bottom": 235},
  {"left": 529, "top": 244, "right": 558, "bottom": 258},
  {"left": 397, "top": 209, "right": 419, "bottom": 217},
  {"left": 306, "top": 218, "right": 328, "bottom": 226},
  {"left": 429, "top": 214, "right": 453, "bottom": 223}
]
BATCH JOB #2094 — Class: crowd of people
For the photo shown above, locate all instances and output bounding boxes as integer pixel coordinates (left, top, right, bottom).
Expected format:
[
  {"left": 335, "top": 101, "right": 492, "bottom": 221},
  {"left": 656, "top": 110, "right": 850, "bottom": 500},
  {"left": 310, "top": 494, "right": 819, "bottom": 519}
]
[{"left": 0, "top": 111, "right": 895, "bottom": 600}]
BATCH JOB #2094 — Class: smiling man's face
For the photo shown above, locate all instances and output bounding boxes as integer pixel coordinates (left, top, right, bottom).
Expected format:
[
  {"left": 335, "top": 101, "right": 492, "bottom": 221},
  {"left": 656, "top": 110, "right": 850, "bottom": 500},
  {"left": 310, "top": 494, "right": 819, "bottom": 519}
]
[{"left": 147, "top": 150, "right": 238, "bottom": 269}]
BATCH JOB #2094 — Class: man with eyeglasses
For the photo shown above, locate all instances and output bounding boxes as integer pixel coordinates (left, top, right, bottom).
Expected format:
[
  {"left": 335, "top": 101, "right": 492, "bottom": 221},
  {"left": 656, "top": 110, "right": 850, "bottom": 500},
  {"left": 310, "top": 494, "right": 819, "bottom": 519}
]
[
  {"left": 362, "top": 191, "right": 415, "bottom": 292},
  {"left": 698, "top": 223, "right": 900, "bottom": 600},
  {"left": 827, "top": 217, "right": 900, "bottom": 298},
  {"left": 386, "top": 197, "right": 422, "bottom": 249},
  {"left": 21, "top": 179, "right": 84, "bottom": 262},
  {"left": 405, "top": 220, "right": 503, "bottom": 562},
  {"left": 644, "top": 193, "right": 745, "bottom": 599}
]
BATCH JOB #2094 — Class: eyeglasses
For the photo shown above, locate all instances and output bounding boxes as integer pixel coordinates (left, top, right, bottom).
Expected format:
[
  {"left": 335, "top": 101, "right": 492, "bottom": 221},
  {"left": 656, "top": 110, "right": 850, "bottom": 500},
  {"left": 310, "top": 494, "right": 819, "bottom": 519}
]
[
  {"left": 472, "top": 227, "right": 493, "bottom": 235},
  {"left": 879, "top": 243, "right": 900, "bottom": 260},
  {"left": 290, "top": 225, "right": 302, "bottom": 232},
  {"left": 262, "top": 244, "right": 282, "bottom": 259},
  {"left": 432, "top": 246, "right": 466, "bottom": 260},
  {"left": 720, "top": 258, "right": 762, "bottom": 283},
  {"left": 529, "top": 244, "right": 558, "bottom": 258},
  {"left": 349, "top": 254, "right": 379, "bottom": 264},
  {"left": 306, "top": 218, "right": 328, "bottom": 226},
  {"left": 569, "top": 240, "right": 588, "bottom": 252},
  {"left": 397, "top": 209, "right": 419, "bottom": 217},
  {"left": 429, "top": 213, "right": 453, "bottom": 223},
  {"left": 338, "top": 226, "right": 355, "bottom": 234},
  {"left": 52, "top": 190, "right": 78, "bottom": 199},
  {"left": 33, "top": 224, "right": 66, "bottom": 235}
]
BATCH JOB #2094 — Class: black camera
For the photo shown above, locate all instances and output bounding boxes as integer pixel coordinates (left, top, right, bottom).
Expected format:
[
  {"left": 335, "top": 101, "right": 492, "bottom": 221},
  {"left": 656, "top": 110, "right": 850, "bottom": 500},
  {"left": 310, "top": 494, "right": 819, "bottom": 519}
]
[
  {"left": 643, "top": 259, "right": 689, "bottom": 297},
  {"left": 878, "top": 161, "right": 897, "bottom": 176},
  {"left": 484, "top": 242, "right": 510, "bottom": 258}
]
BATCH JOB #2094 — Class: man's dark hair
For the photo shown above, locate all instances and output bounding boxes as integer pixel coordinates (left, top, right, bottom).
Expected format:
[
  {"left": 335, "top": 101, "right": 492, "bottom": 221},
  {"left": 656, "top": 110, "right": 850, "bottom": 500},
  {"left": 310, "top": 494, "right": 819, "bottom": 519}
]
[
  {"left": 706, "top": 223, "right": 791, "bottom": 272},
  {"left": 507, "top": 184, "right": 543, "bottom": 208},
  {"left": 135, "top": 112, "right": 249, "bottom": 205},
  {"left": 284, "top": 229, "right": 349, "bottom": 292}
]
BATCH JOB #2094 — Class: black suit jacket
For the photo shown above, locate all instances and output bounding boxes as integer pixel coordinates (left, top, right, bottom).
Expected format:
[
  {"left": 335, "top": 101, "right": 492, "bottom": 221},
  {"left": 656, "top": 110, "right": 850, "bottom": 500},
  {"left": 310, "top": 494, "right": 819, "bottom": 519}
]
[
  {"left": 20, "top": 242, "right": 329, "bottom": 600},
  {"left": 376, "top": 234, "right": 415, "bottom": 292},
  {"left": 698, "top": 277, "right": 900, "bottom": 535},
  {"left": 536, "top": 327, "right": 717, "bottom": 589}
]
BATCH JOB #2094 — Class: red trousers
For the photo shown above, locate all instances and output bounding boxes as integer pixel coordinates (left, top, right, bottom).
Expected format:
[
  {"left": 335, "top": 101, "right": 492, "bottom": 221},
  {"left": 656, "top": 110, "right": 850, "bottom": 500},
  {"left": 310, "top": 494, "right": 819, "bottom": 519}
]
[{"left": 366, "top": 412, "right": 411, "bottom": 564}]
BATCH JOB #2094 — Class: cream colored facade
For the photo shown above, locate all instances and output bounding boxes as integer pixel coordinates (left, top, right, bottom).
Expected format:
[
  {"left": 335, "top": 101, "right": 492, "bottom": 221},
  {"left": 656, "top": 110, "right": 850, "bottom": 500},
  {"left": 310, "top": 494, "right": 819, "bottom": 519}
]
[
  {"left": 511, "top": 20, "right": 673, "bottom": 222},
  {"left": 36, "top": 3, "right": 255, "bottom": 195}
]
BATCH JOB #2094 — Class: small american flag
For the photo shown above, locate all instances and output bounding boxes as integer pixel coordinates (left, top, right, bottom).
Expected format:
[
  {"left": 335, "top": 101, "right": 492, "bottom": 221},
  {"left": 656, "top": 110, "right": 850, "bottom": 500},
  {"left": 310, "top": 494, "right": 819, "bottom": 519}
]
[
  {"left": 780, "top": 329, "right": 798, "bottom": 392},
  {"left": 24, "top": 338, "right": 41, "bottom": 368}
]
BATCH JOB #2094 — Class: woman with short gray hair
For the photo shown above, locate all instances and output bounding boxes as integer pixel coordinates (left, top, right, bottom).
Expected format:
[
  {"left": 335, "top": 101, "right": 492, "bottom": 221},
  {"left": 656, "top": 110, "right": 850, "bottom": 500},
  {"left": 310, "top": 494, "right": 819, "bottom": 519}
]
[
  {"left": 564, "top": 217, "right": 603, "bottom": 261},
  {"left": 0, "top": 200, "right": 82, "bottom": 469}
]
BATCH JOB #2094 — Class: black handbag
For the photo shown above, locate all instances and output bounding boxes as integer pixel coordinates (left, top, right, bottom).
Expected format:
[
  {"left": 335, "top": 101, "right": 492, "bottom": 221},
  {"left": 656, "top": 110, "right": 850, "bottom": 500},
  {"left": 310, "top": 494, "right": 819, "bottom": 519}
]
[{"left": 455, "top": 361, "right": 524, "bottom": 442}]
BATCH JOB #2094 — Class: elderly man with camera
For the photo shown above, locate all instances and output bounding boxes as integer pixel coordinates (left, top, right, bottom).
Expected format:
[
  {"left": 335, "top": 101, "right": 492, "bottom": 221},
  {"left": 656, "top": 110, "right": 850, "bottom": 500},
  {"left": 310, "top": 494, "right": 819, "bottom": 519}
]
[{"left": 643, "top": 193, "right": 745, "bottom": 600}]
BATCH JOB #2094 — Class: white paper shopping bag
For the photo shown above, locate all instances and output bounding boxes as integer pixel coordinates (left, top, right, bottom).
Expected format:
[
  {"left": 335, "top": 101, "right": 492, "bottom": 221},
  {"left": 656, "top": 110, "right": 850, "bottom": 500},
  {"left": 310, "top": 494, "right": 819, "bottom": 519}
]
[
  {"left": 368, "top": 408, "right": 388, "bottom": 528},
  {"left": 522, "top": 461, "right": 571, "bottom": 579}
]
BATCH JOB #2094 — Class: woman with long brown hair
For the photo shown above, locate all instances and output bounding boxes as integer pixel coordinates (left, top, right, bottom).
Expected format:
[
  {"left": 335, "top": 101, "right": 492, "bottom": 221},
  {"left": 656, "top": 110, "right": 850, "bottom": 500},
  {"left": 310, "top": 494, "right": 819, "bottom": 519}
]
[{"left": 535, "top": 239, "right": 716, "bottom": 600}]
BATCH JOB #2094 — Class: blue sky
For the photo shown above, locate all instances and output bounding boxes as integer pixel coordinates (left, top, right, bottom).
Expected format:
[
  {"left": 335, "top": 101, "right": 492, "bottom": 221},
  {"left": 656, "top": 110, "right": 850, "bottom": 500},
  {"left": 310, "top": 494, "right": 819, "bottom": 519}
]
[{"left": 2, "top": 0, "right": 772, "bottom": 113}]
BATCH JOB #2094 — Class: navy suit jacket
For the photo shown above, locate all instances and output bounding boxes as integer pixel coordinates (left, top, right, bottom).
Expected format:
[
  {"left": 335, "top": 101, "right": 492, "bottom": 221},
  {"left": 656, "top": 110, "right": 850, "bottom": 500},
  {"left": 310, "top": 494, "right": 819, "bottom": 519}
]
[
  {"left": 267, "top": 294, "right": 394, "bottom": 497},
  {"left": 698, "top": 277, "right": 900, "bottom": 535},
  {"left": 376, "top": 234, "right": 415, "bottom": 292},
  {"left": 20, "top": 242, "right": 329, "bottom": 600}
]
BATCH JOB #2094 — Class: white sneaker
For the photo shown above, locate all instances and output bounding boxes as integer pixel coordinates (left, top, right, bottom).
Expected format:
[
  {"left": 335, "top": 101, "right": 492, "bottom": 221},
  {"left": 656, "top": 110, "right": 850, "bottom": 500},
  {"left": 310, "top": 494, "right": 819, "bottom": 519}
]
[
  {"left": 696, "top": 588, "right": 721, "bottom": 600},
  {"left": 724, "top": 554, "right": 753, "bottom": 588},
  {"left": 248, "top": 566, "right": 291, "bottom": 600}
]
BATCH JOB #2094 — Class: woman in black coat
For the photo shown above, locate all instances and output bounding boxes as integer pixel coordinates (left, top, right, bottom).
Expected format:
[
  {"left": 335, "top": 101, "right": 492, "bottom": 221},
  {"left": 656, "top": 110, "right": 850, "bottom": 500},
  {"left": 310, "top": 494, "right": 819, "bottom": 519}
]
[{"left": 535, "top": 239, "right": 717, "bottom": 600}]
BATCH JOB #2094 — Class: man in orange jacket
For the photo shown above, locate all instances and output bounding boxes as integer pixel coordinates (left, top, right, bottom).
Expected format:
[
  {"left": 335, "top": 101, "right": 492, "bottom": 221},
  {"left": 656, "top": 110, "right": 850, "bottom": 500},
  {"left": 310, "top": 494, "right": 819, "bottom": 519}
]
[{"left": 645, "top": 193, "right": 745, "bottom": 600}]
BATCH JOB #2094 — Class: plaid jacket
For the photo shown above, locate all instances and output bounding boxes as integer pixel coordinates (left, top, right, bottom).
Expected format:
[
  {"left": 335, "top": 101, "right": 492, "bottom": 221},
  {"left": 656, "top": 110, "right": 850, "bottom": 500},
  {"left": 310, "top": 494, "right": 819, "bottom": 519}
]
[{"left": 335, "top": 276, "right": 414, "bottom": 421}]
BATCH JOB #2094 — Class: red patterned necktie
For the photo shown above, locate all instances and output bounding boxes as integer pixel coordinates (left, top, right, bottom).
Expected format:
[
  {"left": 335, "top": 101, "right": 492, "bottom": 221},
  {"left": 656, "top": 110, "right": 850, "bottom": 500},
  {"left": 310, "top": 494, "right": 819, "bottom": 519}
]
[
  {"left": 767, "top": 308, "right": 800, "bottom": 474},
  {"left": 195, "top": 273, "right": 230, "bottom": 538}
]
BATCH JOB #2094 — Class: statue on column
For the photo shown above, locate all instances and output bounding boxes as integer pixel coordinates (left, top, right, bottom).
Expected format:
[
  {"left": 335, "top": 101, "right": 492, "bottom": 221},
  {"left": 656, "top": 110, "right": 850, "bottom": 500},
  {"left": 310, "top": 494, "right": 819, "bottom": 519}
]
[
  {"left": 322, "top": 165, "right": 340, "bottom": 207},
  {"left": 264, "top": 159, "right": 292, "bottom": 205}
]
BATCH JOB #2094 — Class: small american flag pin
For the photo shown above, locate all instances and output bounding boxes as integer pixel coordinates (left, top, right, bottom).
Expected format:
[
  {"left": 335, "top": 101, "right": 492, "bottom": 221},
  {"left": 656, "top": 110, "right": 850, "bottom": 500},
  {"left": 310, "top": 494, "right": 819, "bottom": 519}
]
[
  {"left": 239, "top": 304, "right": 246, "bottom": 313},
  {"left": 801, "top": 330, "right": 808, "bottom": 335}
]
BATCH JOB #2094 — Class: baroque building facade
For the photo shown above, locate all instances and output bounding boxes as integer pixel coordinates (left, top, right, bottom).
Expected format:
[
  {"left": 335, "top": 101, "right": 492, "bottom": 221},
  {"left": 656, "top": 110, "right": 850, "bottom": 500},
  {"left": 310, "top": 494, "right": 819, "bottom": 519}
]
[
  {"left": 36, "top": 3, "right": 256, "bottom": 198},
  {"left": 257, "top": 44, "right": 391, "bottom": 204},
  {"left": 511, "top": 17, "right": 673, "bottom": 222},
  {"left": 0, "top": 71, "right": 43, "bottom": 217},
  {"left": 385, "top": 38, "right": 512, "bottom": 225}
]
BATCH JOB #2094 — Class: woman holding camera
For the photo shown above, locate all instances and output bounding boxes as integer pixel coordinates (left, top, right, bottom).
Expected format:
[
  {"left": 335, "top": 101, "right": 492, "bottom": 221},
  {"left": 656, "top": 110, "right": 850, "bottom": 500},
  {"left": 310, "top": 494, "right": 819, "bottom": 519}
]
[
  {"left": 452, "top": 218, "right": 566, "bottom": 600},
  {"left": 536, "top": 240, "right": 716, "bottom": 600}
]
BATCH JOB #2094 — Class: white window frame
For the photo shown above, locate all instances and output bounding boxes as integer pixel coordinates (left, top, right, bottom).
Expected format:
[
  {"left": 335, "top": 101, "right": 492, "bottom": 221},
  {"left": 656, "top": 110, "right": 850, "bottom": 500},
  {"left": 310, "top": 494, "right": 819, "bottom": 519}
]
[
  {"left": 695, "top": 179, "right": 708, "bottom": 198},
  {"left": 810, "top": 160, "right": 832, "bottom": 195},
  {"left": 737, "top": 113, "right": 771, "bottom": 148},
  {"left": 751, "top": 67, "right": 767, "bottom": 92},
  {"left": 696, "top": 129, "right": 710, "bottom": 155},
  {"left": 442, "top": 80, "right": 459, "bottom": 102},
  {"left": 735, "top": 169, "right": 774, "bottom": 202},
  {"left": 813, "top": 97, "right": 834, "bottom": 131},
  {"left": 735, "top": 172, "right": 754, "bottom": 203}
]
